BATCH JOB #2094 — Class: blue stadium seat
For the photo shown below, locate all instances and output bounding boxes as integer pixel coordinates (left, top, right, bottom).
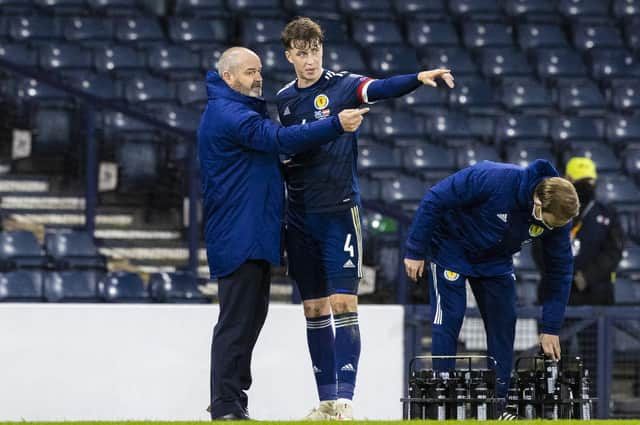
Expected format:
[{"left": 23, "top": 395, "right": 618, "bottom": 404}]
[
  {"left": 314, "top": 18, "right": 350, "bottom": 44},
  {"left": 495, "top": 114, "right": 550, "bottom": 146},
  {"left": 572, "top": 23, "right": 625, "bottom": 52},
  {"left": 250, "top": 43, "right": 295, "bottom": 81},
  {"left": 176, "top": 79, "right": 207, "bottom": 108},
  {"left": 449, "top": 0, "right": 502, "bottom": 20},
  {"left": 380, "top": 175, "right": 426, "bottom": 203},
  {"left": 393, "top": 0, "right": 447, "bottom": 18},
  {"left": 14, "top": 78, "right": 71, "bottom": 103},
  {"left": 610, "top": 81, "right": 640, "bottom": 114},
  {"left": 66, "top": 72, "right": 118, "bottom": 100},
  {"left": 33, "top": 108, "right": 73, "bottom": 153},
  {"left": 622, "top": 146, "right": 640, "bottom": 179},
  {"left": 462, "top": 22, "right": 514, "bottom": 49},
  {"left": 87, "top": 0, "right": 142, "bottom": 16},
  {"left": 62, "top": 17, "right": 114, "bottom": 46},
  {"left": 365, "top": 45, "right": 420, "bottom": 77},
  {"left": 173, "top": 0, "right": 228, "bottom": 17},
  {"left": 589, "top": 49, "right": 640, "bottom": 83},
  {"left": 98, "top": 272, "right": 149, "bottom": 302},
  {"left": 168, "top": 18, "right": 229, "bottom": 47},
  {"left": 596, "top": 175, "right": 640, "bottom": 205},
  {"left": 448, "top": 78, "right": 502, "bottom": 115},
  {"left": 35, "top": 0, "right": 87, "bottom": 15},
  {"left": 605, "top": 114, "right": 640, "bottom": 147},
  {"left": 555, "top": 80, "right": 607, "bottom": 115},
  {"left": 426, "top": 110, "right": 476, "bottom": 146},
  {"left": 358, "top": 175, "right": 382, "bottom": 201},
  {"left": 564, "top": 142, "right": 621, "bottom": 173},
  {"left": 534, "top": 48, "right": 589, "bottom": 83},
  {"left": 123, "top": 75, "right": 173, "bottom": 105},
  {"left": 116, "top": 141, "right": 161, "bottom": 191},
  {"left": 406, "top": 20, "right": 459, "bottom": 48},
  {"left": 455, "top": 144, "right": 501, "bottom": 168},
  {"left": 370, "top": 111, "right": 426, "bottom": 140},
  {"left": 550, "top": 116, "right": 604, "bottom": 149},
  {"left": 114, "top": 17, "right": 164, "bottom": 46},
  {"left": 93, "top": 45, "right": 146, "bottom": 77},
  {"left": 558, "top": 0, "right": 612, "bottom": 22},
  {"left": 240, "top": 17, "right": 287, "bottom": 45},
  {"left": 614, "top": 0, "right": 640, "bottom": 20},
  {"left": 45, "top": 230, "right": 106, "bottom": 270},
  {"left": 358, "top": 143, "right": 401, "bottom": 176},
  {"left": 393, "top": 85, "right": 448, "bottom": 115},
  {"left": 503, "top": 0, "right": 557, "bottom": 23},
  {"left": 505, "top": 142, "right": 556, "bottom": 168},
  {"left": 0, "top": 230, "right": 47, "bottom": 270},
  {"left": 0, "top": 270, "right": 44, "bottom": 301},
  {"left": 199, "top": 44, "right": 227, "bottom": 72},
  {"left": 283, "top": 0, "right": 340, "bottom": 19},
  {"left": 38, "top": 43, "right": 92, "bottom": 71},
  {"left": 467, "top": 115, "right": 497, "bottom": 142},
  {"left": 8, "top": 16, "right": 60, "bottom": 42},
  {"left": 614, "top": 277, "right": 640, "bottom": 304},
  {"left": 149, "top": 272, "right": 209, "bottom": 303},
  {"left": 478, "top": 47, "right": 532, "bottom": 79},
  {"left": 618, "top": 242, "right": 640, "bottom": 280},
  {"left": 419, "top": 47, "right": 477, "bottom": 76},
  {"left": 44, "top": 270, "right": 103, "bottom": 302},
  {"left": 339, "top": 0, "right": 394, "bottom": 17},
  {"left": 148, "top": 104, "right": 200, "bottom": 132},
  {"left": 500, "top": 79, "right": 554, "bottom": 115},
  {"left": 227, "top": 0, "right": 284, "bottom": 16},
  {"left": 402, "top": 144, "right": 456, "bottom": 178},
  {"left": 147, "top": 46, "right": 200, "bottom": 80},
  {"left": 0, "top": 41, "right": 37, "bottom": 67},
  {"left": 517, "top": 23, "right": 569, "bottom": 50},
  {"left": 0, "top": 0, "right": 34, "bottom": 14},
  {"left": 102, "top": 111, "right": 153, "bottom": 137},
  {"left": 624, "top": 21, "right": 640, "bottom": 52},
  {"left": 351, "top": 20, "right": 404, "bottom": 47}
]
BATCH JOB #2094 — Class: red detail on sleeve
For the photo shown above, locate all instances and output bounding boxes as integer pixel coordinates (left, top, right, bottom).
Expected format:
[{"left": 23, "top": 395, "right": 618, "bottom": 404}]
[{"left": 356, "top": 77, "right": 374, "bottom": 104}]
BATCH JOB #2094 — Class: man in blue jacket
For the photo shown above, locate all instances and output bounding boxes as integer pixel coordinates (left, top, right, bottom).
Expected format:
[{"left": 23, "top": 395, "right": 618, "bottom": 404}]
[
  {"left": 404, "top": 160, "right": 579, "bottom": 418},
  {"left": 198, "top": 46, "right": 368, "bottom": 420}
]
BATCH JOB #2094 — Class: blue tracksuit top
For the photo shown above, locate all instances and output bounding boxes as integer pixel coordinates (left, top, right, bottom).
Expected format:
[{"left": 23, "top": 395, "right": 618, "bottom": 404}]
[
  {"left": 198, "top": 71, "right": 344, "bottom": 279},
  {"left": 405, "top": 160, "right": 573, "bottom": 334}
]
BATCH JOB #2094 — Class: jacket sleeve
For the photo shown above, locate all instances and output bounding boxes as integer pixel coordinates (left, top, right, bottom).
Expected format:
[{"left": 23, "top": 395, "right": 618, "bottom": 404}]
[
  {"left": 539, "top": 224, "right": 574, "bottom": 335},
  {"left": 233, "top": 110, "right": 344, "bottom": 155},
  {"left": 404, "top": 166, "right": 496, "bottom": 260},
  {"left": 580, "top": 207, "right": 624, "bottom": 289}
]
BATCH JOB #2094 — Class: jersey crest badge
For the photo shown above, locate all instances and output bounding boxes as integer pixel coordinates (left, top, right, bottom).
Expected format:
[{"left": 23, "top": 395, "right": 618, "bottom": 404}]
[
  {"left": 314, "top": 93, "right": 330, "bottom": 110},
  {"left": 529, "top": 224, "right": 544, "bottom": 237},
  {"left": 444, "top": 270, "right": 459, "bottom": 281}
]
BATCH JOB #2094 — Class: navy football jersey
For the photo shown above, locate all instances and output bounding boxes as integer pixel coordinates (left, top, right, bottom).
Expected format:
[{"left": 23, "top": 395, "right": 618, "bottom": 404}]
[{"left": 276, "top": 69, "right": 373, "bottom": 212}]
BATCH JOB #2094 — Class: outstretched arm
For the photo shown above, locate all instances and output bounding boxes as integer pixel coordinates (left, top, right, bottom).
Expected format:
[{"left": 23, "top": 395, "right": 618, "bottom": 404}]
[{"left": 361, "top": 68, "right": 455, "bottom": 103}]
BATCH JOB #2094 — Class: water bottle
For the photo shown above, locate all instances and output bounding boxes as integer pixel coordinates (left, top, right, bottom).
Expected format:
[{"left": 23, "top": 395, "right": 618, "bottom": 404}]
[
  {"left": 522, "top": 381, "right": 536, "bottom": 419},
  {"left": 580, "top": 370, "right": 592, "bottom": 420},
  {"left": 436, "top": 382, "right": 447, "bottom": 420},
  {"left": 475, "top": 382, "right": 488, "bottom": 421},
  {"left": 455, "top": 384, "right": 467, "bottom": 420}
]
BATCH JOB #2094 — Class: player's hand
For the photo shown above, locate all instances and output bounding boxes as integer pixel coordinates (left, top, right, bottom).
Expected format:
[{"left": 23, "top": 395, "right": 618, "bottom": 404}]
[
  {"left": 418, "top": 68, "right": 455, "bottom": 88},
  {"left": 404, "top": 258, "right": 425, "bottom": 282},
  {"left": 574, "top": 271, "right": 587, "bottom": 291},
  {"left": 539, "top": 333, "right": 561, "bottom": 361},
  {"left": 338, "top": 107, "right": 370, "bottom": 132}
]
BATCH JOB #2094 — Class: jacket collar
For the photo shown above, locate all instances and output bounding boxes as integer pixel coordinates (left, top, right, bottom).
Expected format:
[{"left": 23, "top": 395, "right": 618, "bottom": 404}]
[
  {"left": 517, "top": 159, "right": 560, "bottom": 209},
  {"left": 205, "top": 70, "right": 265, "bottom": 110}
]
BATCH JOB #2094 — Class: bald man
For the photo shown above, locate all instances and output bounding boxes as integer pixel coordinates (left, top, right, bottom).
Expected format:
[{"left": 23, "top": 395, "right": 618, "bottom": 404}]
[{"left": 198, "top": 47, "right": 368, "bottom": 420}]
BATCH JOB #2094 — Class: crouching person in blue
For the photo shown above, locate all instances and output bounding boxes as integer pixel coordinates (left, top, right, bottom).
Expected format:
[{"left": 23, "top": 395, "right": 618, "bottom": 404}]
[
  {"left": 198, "top": 47, "right": 369, "bottom": 420},
  {"left": 403, "top": 160, "right": 579, "bottom": 419}
]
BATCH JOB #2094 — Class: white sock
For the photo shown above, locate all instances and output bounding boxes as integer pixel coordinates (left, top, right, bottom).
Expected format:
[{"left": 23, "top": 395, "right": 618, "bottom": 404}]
[{"left": 337, "top": 398, "right": 352, "bottom": 406}]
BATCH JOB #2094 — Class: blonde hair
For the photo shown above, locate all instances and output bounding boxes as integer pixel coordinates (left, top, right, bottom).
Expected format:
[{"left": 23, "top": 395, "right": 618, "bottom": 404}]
[{"left": 534, "top": 177, "right": 580, "bottom": 221}]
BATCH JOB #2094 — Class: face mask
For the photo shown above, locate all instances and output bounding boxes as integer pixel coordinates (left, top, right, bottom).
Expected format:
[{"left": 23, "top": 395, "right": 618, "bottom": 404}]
[
  {"left": 573, "top": 179, "right": 596, "bottom": 206},
  {"left": 532, "top": 203, "right": 554, "bottom": 230}
]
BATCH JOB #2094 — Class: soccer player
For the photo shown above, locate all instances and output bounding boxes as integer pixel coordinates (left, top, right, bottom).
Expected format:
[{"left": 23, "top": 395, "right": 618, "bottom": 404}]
[
  {"left": 276, "top": 17, "right": 454, "bottom": 420},
  {"left": 403, "top": 160, "right": 580, "bottom": 420}
]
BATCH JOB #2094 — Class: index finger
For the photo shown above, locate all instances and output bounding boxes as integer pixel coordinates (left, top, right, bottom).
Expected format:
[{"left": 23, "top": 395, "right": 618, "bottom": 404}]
[{"left": 355, "top": 107, "right": 370, "bottom": 115}]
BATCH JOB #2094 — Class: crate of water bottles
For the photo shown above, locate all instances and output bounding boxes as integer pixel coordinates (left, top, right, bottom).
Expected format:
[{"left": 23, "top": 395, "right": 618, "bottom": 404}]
[
  {"left": 402, "top": 355, "right": 502, "bottom": 420},
  {"left": 508, "top": 355, "right": 595, "bottom": 420}
]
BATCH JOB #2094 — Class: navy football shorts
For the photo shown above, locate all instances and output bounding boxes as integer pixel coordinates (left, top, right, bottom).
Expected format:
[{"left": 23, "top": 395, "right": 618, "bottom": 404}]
[{"left": 286, "top": 205, "right": 363, "bottom": 301}]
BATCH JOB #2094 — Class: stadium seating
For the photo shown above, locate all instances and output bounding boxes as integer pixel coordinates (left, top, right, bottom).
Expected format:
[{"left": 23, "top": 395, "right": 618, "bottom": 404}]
[
  {"left": 0, "top": 230, "right": 47, "bottom": 270},
  {"left": 550, "top": 116, "right": 604, "bottom": 149},
  {"left": 98, "top": 271, "right": 149, "bottom": 302},
  {"left": 149, "top": 272, "right": 209, "bottom": 303},
  {"left": 0, "top": 270, "right": 44, "bottom": 301},
  {"left": 45, "top": 230, "right": 106, "bottom": 270},
  {"left": 44, "top": 270, "right": 104, "bottom": 302}
]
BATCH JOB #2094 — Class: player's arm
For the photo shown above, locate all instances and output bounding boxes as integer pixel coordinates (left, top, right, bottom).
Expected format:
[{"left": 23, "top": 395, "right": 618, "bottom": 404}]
[
  {"left": 357, "top": 69, "right": 455, "bottom": 104},
  {"left": 404, "top": 167, "right": 494, "bottom": 269},
  {"left": 232, "top": 108, "right": 368, "bottom": 155},
  {"left": 538, "top": 224, "right": 574, "bottom": 359}
]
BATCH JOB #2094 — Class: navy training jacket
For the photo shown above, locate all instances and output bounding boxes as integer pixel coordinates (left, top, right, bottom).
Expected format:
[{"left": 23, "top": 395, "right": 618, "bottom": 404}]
[
  {"left": 405, "top": 160, "right": 573, "bottom": 334},
  {"left": 198, "top": 71, "right": 344, "bottom": 279}
]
